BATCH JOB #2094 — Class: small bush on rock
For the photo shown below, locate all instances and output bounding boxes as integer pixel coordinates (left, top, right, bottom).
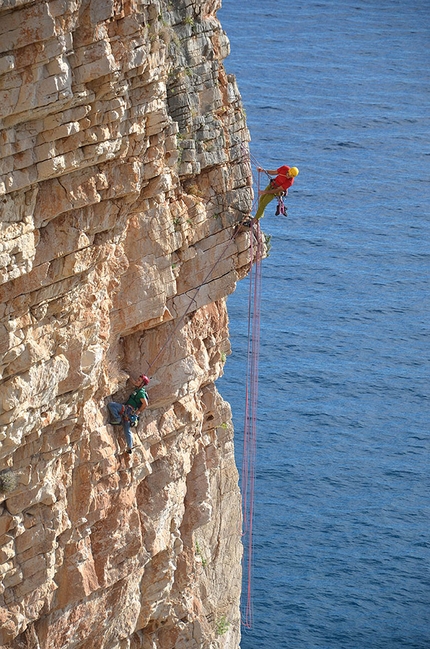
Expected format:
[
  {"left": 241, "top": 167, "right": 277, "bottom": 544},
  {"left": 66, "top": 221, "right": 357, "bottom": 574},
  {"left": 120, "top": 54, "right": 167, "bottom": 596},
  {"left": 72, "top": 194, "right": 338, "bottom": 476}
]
[{"left": 0, "top": 470, "right": 18, "bottom": 494}]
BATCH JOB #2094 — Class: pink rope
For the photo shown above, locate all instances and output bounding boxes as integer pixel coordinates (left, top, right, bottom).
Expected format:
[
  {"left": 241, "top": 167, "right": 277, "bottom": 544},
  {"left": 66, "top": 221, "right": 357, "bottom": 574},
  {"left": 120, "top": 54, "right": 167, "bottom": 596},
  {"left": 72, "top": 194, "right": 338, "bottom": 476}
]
[
  {"left": 241, "top": 226, "right": 254, "bottom": 533},
  {"left": 242, "top": 205, "right": 263, "bottom": 628},
  {"left": 145, "top": 227, "right": 240, "bottom": 374}
]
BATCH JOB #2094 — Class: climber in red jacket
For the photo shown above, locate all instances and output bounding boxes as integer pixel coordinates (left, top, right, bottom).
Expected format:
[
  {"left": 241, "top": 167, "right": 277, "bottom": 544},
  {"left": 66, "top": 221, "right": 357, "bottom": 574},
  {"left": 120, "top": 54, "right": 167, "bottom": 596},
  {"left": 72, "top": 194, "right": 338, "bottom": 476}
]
[{"left": 255, "top": 165, "right": 299, "bottom": 219}]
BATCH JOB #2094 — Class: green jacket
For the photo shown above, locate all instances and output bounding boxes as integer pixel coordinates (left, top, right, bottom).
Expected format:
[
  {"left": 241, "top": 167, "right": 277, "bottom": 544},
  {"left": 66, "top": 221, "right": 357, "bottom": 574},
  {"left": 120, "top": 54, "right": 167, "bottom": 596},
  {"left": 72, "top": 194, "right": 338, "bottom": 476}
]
[{"left": 126, "top": 387, "right": 148, "bottom": 410}]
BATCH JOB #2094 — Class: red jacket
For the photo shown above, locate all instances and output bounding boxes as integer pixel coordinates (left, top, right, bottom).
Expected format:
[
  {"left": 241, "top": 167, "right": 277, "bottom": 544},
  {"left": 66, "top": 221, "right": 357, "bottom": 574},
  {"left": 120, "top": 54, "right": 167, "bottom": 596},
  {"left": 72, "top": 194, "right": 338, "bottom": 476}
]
[{"left": 274, "top": 165, "right": 294, "bottom": 191}]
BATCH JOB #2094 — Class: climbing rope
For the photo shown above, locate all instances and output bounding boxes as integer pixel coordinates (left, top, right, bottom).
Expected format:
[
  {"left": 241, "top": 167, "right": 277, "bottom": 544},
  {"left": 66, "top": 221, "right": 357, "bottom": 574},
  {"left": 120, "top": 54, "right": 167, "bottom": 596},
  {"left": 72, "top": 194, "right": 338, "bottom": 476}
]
[
  {"left": 231, "top": 142, "right": 267, "bottom": 627},
  {"left": 145, "top": 226, "right": 240, "bottom": 375},
  {"left": 145, "top": 140, "right": 261, "bottom": 376},
  {"left": 241, "top": 208, "right": 264, "bottom": 629},
  {"left": 142, "top": 147, "right": 265, "bottom": 630}
]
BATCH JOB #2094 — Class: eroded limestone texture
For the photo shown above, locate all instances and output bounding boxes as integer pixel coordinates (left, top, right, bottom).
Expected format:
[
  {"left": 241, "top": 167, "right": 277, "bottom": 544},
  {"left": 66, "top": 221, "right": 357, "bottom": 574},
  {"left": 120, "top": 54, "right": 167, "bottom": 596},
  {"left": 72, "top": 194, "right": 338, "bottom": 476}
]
[{"left": 0, "top": 0, "right": 256, "bottom": 647}]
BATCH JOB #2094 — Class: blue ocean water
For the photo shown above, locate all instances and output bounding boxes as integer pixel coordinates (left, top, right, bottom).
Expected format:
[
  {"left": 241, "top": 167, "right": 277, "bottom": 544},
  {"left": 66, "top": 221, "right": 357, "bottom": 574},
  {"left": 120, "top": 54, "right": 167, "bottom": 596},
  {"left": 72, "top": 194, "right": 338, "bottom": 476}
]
[{"left": 217, "top": 1, "right": 430, "bottom": 648}]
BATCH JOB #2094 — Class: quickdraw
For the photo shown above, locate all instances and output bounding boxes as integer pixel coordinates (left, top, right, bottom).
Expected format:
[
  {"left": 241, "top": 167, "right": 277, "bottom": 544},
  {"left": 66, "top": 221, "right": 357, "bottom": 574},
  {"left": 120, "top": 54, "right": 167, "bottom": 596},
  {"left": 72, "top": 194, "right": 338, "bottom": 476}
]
[{"left": 275, "top": 194, "right": 288, "bottom": 217}]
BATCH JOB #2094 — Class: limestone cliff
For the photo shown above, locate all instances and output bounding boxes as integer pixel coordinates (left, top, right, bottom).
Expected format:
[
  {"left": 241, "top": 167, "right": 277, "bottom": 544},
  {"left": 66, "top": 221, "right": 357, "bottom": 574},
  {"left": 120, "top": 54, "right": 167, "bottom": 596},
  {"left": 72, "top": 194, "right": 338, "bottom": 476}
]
[{"left": 0, "top": 1, "right": 256, "bottom": 647}]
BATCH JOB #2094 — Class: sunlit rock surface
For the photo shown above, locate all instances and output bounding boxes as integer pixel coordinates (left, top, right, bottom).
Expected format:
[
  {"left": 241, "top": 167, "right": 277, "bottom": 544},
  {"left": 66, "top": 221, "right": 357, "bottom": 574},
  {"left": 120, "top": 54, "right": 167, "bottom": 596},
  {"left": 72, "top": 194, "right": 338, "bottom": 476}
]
[{"left": 0, "top": 0, "right": 256, "bottom": 647}]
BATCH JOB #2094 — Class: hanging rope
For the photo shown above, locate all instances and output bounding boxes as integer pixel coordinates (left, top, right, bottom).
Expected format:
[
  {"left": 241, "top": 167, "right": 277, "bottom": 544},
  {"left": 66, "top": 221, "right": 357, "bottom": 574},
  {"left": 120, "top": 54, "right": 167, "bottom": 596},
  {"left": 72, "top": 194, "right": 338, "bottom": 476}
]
[
  {"left": 145, "top": 226, "right": 240, "bottom": 375},
  {"left": 145, "top": 141, "right": 261, "bottom": 375},
  {"left": 241, "top": 200, "right": 264, "bottom": 629},
  {"left": 141, "top": 151, "right": 266, "bottom": 630}
]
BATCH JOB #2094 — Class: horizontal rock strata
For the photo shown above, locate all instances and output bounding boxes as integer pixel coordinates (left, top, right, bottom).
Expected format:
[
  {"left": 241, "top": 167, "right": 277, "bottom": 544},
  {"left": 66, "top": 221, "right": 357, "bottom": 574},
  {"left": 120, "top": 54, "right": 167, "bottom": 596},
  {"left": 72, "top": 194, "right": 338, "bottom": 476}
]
[{"left": 0, "top": 0, "right": 259, "bottom": 647}]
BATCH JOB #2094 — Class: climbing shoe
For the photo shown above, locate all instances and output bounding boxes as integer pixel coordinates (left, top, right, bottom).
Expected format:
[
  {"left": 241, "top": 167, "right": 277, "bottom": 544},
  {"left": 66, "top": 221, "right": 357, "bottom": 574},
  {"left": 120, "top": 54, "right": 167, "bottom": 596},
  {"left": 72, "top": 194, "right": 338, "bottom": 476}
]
[
  {"left": 275, "top": 204, "right": 287, "bottom": 217},
  {"left": 126, "top": 448, "right": 133, "bottom": 454}
]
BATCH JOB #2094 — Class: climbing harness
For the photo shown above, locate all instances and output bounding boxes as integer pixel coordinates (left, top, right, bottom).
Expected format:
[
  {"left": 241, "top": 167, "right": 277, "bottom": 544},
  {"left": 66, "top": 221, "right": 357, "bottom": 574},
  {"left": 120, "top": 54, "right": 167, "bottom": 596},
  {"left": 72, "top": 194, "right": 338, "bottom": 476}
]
[{"left": 120, "top": 404, "right": 139, "bottom": 427}]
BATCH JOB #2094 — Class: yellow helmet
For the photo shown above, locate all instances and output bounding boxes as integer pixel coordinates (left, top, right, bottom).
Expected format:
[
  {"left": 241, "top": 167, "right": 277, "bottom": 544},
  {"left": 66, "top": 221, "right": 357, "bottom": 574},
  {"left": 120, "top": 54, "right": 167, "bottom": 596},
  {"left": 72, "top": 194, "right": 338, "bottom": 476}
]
[{"left": 289, "top": 167, "right": 299, "bottom": 177}]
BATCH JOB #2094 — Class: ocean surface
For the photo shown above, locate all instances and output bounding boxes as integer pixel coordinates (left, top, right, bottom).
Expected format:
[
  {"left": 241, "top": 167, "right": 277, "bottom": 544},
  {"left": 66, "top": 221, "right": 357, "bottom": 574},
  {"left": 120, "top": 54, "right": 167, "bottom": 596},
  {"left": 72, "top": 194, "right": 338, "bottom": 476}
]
[{"left": 216, "top": 1, "right": 430, "bottom": 648}]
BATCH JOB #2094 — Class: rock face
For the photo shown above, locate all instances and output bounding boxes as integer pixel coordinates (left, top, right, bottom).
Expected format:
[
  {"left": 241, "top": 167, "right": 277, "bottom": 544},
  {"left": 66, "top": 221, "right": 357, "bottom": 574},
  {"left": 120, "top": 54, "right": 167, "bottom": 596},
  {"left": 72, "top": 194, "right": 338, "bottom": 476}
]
[{"left": 0, "top": 1, "right": 257, "bottom": 647}]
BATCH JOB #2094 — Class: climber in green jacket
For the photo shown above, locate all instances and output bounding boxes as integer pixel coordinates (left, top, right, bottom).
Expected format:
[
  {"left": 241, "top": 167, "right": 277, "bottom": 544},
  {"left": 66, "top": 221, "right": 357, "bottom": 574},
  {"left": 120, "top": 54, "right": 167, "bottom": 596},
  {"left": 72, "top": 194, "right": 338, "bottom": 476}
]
[{"left": 108, "top": 374, "right": 149, "bottom": 454}]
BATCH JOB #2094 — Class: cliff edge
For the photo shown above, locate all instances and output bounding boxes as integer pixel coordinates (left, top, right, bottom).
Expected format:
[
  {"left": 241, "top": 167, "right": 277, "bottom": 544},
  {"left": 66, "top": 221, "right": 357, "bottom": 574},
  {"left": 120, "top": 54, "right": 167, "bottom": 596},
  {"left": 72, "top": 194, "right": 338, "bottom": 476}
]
[{"left": 0, "top": 1, "right": 255, "bottom": 647}]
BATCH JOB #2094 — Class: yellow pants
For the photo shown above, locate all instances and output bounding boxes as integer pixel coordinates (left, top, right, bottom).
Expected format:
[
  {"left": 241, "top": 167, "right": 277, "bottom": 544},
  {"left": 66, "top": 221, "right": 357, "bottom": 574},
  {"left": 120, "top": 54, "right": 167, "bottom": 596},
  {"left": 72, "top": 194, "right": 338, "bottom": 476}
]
[{"left": 255, "top": 184, "right": 280, "bottom": 220}]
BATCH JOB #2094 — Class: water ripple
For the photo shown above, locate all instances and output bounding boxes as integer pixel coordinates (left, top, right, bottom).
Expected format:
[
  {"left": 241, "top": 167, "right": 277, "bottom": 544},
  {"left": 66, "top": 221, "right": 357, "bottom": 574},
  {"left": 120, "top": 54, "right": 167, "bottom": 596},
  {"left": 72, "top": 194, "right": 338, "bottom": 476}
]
[{"left": 219, "top": 0, "right": 430, "bottom": 647}]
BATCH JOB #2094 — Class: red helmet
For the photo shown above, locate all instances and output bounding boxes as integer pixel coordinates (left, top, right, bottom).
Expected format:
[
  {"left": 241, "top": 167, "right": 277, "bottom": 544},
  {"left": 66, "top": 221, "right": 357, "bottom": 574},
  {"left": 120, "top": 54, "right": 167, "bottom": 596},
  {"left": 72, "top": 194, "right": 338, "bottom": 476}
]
[{"left": 139, "top": 374, "right": 150, "bottom": 386}]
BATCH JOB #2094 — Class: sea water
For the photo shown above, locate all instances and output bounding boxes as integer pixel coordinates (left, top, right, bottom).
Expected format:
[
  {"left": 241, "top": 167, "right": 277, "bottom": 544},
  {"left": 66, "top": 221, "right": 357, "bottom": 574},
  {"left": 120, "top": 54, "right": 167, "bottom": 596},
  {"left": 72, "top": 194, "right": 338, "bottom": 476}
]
[{"left": 217, "top": 1, "right": 430, "bottom": 647}]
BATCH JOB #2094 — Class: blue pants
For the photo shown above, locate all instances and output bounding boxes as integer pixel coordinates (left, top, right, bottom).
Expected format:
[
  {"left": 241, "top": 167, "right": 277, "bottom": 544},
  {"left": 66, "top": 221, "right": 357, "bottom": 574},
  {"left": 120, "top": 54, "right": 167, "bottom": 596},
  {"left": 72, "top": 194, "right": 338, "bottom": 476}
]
[{"left": 108, "top": 402, "right": 133, "bottom": 450}]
